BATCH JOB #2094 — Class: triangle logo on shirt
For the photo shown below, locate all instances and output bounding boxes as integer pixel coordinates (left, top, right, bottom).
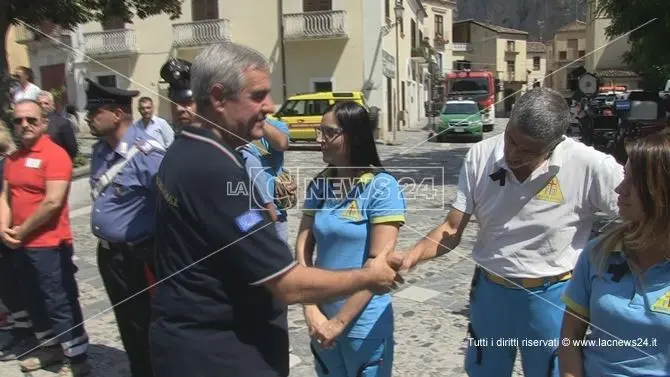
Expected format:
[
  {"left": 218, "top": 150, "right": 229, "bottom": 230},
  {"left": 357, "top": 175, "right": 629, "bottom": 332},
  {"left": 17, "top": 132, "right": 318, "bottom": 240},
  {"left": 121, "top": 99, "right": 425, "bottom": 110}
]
[
  {"left": 535, "top": 176, "right": 564, "bottom": 204},
  {"left": 340, "top": 200, "right": 362, "bottom": 221},
  {"left": 651, "top": 291, "right": 670, "bottom": 315}
]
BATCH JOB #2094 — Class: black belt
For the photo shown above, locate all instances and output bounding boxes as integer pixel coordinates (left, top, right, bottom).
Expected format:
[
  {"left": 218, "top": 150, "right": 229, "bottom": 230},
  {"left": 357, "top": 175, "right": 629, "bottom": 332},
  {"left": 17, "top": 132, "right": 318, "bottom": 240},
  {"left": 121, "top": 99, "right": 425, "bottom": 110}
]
[{"left": 98, "top": 237, "right": 154, "bottom": 251}]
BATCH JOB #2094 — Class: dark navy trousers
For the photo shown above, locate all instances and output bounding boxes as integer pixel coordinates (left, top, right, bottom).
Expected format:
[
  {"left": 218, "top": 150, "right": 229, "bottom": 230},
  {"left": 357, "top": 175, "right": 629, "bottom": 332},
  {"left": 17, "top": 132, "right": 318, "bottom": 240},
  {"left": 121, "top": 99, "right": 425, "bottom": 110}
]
[
  {"left": 97, "top": 240, "right": 154, "bottom": 377},
  {"left": 0, "top": 247, "right": 32, "bottom": 332},
  {"left": 13, "top": 243, "right": 88, "bottom": 362}
]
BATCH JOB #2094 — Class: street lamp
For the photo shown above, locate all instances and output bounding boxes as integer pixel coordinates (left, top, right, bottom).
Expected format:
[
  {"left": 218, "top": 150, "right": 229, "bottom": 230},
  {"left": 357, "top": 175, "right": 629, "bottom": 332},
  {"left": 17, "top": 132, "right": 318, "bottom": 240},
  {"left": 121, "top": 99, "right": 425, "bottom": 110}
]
[{"left": 393, "top": 1, "right": 404, "bottom": 143}]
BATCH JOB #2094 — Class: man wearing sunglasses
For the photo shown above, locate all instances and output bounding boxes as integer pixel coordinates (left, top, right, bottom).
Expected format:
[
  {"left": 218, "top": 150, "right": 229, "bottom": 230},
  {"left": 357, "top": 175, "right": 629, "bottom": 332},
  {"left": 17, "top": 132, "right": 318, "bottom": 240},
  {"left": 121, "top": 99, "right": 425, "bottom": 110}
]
[{"left": 0, "top": 99, "right": 90, "bottom": 376}]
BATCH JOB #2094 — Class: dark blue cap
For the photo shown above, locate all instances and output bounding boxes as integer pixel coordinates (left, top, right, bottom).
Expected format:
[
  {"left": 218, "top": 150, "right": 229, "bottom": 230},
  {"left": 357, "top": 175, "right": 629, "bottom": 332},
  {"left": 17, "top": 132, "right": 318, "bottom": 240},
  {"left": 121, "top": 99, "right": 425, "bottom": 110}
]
[{"left": 85, "top": 78, "right": 139, "bottom": 111}]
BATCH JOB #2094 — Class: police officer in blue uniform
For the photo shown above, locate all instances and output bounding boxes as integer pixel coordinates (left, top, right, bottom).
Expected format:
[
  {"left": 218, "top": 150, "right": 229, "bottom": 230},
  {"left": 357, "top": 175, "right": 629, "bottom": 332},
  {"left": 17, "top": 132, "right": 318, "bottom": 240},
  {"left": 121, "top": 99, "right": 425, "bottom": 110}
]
[
  {"left": 85, "top": 78, "right": 165, "bottom": 377},
  {"left": 160, "top": 57, "right": 196, "bottom": 132}
]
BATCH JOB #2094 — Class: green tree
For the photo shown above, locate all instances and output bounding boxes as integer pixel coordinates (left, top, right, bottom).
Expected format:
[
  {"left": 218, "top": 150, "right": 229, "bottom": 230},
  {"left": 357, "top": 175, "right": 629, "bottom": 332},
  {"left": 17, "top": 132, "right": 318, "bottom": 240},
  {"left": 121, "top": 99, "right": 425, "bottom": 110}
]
[
  {"left": 1, "top": 0, "right": 183, "bottom": 122},
  {"left": 593, "top": 0, "right": 670, "bottom": 90}
]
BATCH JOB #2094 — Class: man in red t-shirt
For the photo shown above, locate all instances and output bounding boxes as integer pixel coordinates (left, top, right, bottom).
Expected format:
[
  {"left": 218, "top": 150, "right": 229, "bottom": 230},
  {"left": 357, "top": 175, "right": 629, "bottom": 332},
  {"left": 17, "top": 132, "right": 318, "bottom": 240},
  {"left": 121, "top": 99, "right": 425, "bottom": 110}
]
[
  {"left": 0, "top": 99, "right": 90, "bottom": 376},
  {"left": 0, "top": 123, "right": 35, "bottom": 362}
]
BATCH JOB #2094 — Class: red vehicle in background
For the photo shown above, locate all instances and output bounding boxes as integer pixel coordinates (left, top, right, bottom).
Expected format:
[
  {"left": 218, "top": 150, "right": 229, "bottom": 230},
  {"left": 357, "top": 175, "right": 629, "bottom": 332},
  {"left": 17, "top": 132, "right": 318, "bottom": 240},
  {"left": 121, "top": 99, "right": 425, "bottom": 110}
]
[{"left": 445, "top": 70, "right": 496, "bottom": 131}]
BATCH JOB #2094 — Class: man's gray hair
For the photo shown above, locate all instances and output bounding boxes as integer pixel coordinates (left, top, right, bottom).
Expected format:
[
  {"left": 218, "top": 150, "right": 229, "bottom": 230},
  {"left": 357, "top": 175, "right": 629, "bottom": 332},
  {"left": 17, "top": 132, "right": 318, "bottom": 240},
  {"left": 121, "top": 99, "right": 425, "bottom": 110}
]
[
  {"left": 509, "top": 87, "right": 570, "bottom": 146},
  {"left": 15, "top": 99, "right": 49, "bottom": 118},
  {"left": 37, "top": 90, "right": 54, "bottom": 102},
  {"left": 191, "top": 42, "right": 270, "bottom": 110}
]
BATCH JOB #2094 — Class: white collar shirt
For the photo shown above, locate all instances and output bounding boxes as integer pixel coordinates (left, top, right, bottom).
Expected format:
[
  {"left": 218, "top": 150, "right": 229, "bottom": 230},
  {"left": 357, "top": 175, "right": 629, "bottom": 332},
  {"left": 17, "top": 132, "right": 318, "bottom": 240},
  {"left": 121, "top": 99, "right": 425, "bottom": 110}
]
[
  {"left": 13, "top": 83, "right": 41, "bottom": 102},
  {"left": 452, "top": 133, "right": 623, "bottom": 278},
  {"left": 133, "top": 116, "right": 174, "bottom": 149}
]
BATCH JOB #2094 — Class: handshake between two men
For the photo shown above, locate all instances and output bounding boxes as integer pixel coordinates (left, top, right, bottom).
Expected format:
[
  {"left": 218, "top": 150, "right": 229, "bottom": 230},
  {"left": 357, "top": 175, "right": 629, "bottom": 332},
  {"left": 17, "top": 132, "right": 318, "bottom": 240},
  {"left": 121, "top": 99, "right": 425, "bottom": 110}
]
[{"left": 363, "top": 248, "right": 428, "bottom": 292}]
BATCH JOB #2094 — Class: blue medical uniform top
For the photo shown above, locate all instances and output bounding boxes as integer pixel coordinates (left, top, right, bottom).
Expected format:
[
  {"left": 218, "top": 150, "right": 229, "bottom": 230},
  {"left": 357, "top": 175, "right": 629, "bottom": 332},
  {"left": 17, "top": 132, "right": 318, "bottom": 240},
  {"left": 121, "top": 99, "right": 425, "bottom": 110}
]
[
  {"left": 90, "top": 125, "right": 166, "bottom": 243},
  {"left": 237, "top": 144, "right": 274, "bottom": 208},
  {"left": 248, "top": 119, "right": 290, "bottom": 217},
  {"left": 303, "top": 168, "right": 406, "bottom": 339},
  {"left": 562, "top": 237, "right": 670, "bottom": 377}
]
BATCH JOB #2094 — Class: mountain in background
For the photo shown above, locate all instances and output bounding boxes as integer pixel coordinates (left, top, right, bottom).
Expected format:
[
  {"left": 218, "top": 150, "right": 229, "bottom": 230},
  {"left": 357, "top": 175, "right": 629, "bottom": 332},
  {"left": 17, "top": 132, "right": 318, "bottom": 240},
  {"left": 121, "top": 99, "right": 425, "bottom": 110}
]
[{"left": 455, "top": 0, "right": 588, "bottom": 41}]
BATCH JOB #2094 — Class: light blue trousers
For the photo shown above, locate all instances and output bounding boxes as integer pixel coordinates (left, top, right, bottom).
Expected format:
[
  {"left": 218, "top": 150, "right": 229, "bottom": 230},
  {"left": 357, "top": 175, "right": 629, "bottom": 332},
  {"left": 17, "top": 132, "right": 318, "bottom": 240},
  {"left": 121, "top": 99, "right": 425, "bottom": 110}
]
[
  {"left": 311, "top": 336, "right": 394, "bottom": 377},
  {"left": 465, "top": 269, "right": 566, "bottom": 377}
]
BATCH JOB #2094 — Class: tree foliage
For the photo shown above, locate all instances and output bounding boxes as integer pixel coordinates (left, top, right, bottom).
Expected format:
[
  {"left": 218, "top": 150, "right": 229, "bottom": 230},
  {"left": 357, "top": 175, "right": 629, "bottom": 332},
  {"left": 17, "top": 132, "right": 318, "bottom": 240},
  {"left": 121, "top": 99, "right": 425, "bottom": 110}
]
[
  {"left": 6, "top": 0, "right": 183, "bottom": 30},
  {"left": 593, "top": 0, "right": 670, "bottom": 90},
  {"left": 1, "top": 0, "right": 183, "bottom": 123}
]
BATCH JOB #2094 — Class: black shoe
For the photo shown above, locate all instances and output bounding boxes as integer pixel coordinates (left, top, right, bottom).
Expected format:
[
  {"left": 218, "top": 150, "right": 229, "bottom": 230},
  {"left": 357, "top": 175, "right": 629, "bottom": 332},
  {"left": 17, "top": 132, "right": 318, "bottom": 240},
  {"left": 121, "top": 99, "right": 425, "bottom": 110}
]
[{"left": 0, "top": 336, "right": 35, "bottom": 361}]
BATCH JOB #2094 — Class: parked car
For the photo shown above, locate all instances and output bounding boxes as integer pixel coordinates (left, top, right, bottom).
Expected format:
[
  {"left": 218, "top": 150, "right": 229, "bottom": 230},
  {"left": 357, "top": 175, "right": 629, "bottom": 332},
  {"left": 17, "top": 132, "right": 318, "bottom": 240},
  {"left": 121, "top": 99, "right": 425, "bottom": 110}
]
[
  {"left": 433, "top": 99, "right": 484, "bottom": 142},
  {"left": 269, "top": 91, "right": 379, "bottom": 142}
]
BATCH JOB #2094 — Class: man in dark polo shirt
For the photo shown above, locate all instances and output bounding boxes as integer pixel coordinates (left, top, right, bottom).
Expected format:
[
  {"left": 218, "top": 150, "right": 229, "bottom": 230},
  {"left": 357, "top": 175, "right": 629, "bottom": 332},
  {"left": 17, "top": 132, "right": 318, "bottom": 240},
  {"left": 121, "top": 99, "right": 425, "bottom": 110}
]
[
  {"left": 150, "top": 42, "right": 402, "bottom": 377},
  {"left": 36, "top": 91, "right": 78, "bottom": 160}
]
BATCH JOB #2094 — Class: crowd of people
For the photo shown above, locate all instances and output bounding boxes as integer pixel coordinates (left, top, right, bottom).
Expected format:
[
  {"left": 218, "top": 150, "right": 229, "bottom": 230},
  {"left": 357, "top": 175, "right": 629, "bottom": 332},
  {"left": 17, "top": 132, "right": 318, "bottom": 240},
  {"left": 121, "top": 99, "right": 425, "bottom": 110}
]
[{"left": 0, "top": 41, "right": 667, "bottom": 377}]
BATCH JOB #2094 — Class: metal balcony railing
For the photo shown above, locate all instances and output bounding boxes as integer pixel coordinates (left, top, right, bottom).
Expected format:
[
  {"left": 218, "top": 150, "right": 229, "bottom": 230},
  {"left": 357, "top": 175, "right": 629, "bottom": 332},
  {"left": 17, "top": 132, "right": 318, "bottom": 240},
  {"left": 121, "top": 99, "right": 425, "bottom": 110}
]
[
  {"left": 84, "top": 29, "right": 137, "bottom": 56},
  {"left": 172, "top": 19, "right": 231, "bottom": 48},
  {"left": 452, "top": 42, "right": 472, "bottom": 52},
  {"left": 507, "top": 72, "right": 516, "bottom": 81},
  {"left": 283, "top": 10, "right": 348, "bottom": 40},
  {"left": 13, "top": 23, "right": 69, "bottom": 45}
]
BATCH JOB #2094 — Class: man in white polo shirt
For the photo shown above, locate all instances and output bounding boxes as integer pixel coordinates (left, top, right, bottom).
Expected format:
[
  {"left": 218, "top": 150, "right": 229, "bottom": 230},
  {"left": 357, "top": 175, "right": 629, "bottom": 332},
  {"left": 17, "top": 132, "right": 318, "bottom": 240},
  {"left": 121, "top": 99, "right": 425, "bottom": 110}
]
[{"left": 396, "top": 87, "right": 623, "bottom": 377}]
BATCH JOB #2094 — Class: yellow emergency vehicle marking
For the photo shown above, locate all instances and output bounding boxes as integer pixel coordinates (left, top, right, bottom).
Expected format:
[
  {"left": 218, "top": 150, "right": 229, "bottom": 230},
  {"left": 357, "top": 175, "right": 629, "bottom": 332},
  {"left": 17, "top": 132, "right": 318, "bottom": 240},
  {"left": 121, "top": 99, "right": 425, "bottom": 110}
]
[
  {"left": 651, "top": 291, "right": 670, "bottom": 315},
  {"left": 341, "top": 200, "right": 362, "bottom": 221},
  {"left": 536, "top": 177, "right": 564, "bottom": 204}
]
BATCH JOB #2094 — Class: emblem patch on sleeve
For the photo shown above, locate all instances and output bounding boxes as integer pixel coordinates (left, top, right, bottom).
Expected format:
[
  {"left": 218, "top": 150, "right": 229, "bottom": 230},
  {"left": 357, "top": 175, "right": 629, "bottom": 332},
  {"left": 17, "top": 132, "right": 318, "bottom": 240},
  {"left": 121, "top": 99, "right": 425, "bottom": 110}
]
[
  {"left": 535, "top": 177, "right": 564, "bottom": 204},
  {"left": 235, "top": 210, "right": 264, "bottom": 233}
]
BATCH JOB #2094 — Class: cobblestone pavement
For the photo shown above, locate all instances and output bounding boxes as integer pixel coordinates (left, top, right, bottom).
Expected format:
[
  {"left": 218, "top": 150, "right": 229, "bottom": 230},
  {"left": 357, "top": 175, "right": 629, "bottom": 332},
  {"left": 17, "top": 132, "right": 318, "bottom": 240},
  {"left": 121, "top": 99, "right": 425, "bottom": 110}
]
[{"left": 0, "top": 119, "right": 614, "bottom": 376}]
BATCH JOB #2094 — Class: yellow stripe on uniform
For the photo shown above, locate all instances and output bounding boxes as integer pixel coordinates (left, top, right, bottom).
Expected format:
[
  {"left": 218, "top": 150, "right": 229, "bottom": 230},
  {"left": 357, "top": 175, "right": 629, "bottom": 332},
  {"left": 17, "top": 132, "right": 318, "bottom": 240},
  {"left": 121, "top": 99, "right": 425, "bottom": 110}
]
[
  {"left": 370, "top": 215, "right": 406, "bottom": 224},
  {"left": 561, "top": 294, "right": 589, "bottom": 319}
]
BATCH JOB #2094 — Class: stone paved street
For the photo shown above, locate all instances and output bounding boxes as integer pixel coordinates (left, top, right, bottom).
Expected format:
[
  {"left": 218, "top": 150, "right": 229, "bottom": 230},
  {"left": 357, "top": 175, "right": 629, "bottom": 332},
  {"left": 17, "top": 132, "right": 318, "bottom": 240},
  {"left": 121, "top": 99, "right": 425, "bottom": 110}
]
[{"left": 0, "top": 118, "right": 612, "bottom": 376}]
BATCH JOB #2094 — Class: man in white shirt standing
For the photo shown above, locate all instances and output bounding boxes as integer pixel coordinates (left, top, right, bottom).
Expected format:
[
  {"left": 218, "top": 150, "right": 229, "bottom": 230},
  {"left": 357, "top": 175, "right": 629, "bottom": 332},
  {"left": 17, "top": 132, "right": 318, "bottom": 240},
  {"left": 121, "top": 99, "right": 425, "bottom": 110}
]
[
  {"left": 395, "top": 88, "right": 623, "bottom": 377},
  {"left": 12, "top": 67, "right": 41, "bottom": 103},
  {"left": 133, "top": 97, "right": 174, "bottom": 148}
]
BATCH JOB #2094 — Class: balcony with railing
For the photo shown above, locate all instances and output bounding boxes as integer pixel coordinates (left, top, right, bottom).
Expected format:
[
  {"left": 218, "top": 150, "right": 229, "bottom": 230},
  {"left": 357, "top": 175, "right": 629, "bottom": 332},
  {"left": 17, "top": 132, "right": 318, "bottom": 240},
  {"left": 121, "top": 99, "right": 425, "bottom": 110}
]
[
  {"left": 505, "top": 43, "right": 519, "bottom": 57},
  {"left": 283, "top": 10, "right": 348, "bottom": 41},
  {"left": 452, "top": 42, "right": 472, "bottom": 52},
  {"left": 84, "top": 29, "right": 138, "bottom": 56},
  {"left": 172, "top": 19, "right": 232, "bottom": 48},
  {"left": 13, "top": 24, "right": 34, "bottom": 44},
  {"left": 13, "top": 23, "right": 70, "bottom": 45},
  {"left": 433, "top": 34, "right": 448, "bottom": 50}
]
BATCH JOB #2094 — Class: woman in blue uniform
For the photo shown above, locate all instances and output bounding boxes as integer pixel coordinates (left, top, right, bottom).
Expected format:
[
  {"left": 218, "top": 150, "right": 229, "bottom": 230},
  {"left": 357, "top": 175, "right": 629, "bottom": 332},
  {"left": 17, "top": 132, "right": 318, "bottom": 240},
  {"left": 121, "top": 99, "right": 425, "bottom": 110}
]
[
  {"left": 559, "top": 131, "right": 670, "bottom": 377},
  {"left": 296, "top": 101, "right": 406, "bottom": 377}
]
